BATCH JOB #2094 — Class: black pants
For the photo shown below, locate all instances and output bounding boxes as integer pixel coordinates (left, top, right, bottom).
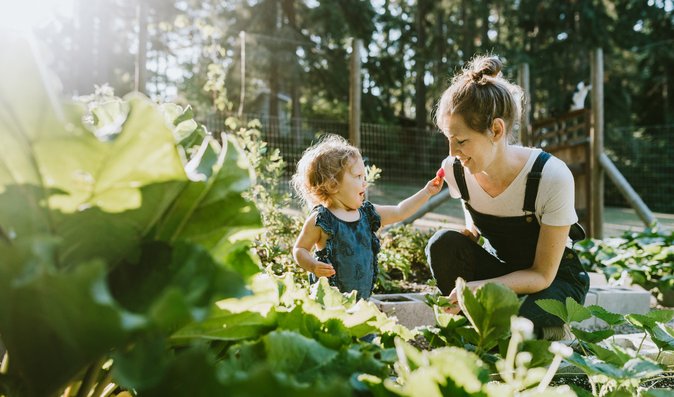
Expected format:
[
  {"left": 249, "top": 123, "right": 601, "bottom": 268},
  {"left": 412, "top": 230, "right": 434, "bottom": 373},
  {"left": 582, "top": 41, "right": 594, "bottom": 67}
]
[{"left": 426, "top": 230, "right": 589, "bottom": 329}]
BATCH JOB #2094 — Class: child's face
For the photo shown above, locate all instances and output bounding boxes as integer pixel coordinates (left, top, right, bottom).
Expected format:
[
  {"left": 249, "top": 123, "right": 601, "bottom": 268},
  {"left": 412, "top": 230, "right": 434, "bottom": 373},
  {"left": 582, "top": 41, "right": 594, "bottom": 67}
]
[{"left": 331, "top": 157, "right": 367, "bottom": 211}]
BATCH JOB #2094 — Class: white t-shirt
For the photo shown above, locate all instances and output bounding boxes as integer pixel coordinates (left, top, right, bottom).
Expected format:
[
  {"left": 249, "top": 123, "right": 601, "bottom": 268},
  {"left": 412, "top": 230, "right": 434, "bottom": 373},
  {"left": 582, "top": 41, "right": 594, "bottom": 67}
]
[{"left": 441, "top": 147, "right": 578, "bottom": 230}]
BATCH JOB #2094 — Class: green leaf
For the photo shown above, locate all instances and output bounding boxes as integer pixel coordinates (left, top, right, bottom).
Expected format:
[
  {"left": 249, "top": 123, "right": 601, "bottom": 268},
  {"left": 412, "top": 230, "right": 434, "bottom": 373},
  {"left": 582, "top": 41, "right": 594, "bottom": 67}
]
[
  {"left": 646, "top": 309, "right": 674, "bottom": 324},
  {"left": 264, "top": 330, "right": 338, "bottom": 376},
  {"left": 154, "top": 134, "right": 261, "bottom": 256},
  {"left": 535, "top": 299, "right": 567, "bottom": 322},
  {"left": 315, "top": 276, "right": 351, "bottom": 308},
  {"left": 570, "top": 327, "right": 614, "bottom": 343},
  {"left": 0, "top": 241, "right": 141, "bottom": 397},
  {"left": 625, "top": 313, "right": 657, "bottom": 330},
  {"left": 114, "top": 345, "right": 230, "bottom": 395},
  {"left": 456, "top": 278, "right": 520, "bottom": 353},
  {"left": 536, "top": 297, "right": 590, "bottom": 324},
  {"left": 172, "top": 310, "right": 276, "bottom": 343},
  {"left": 646, "top": 324, "right": 674, "bottom": 351},
  {"left": 565, "top": 297, "right": 592, "bottom": 323},
  {"left": 587, "top": 305, "right": 625, "bottom": 326},
  {"left": 108, "top": 241, "right": 247, "bottom": 330}
]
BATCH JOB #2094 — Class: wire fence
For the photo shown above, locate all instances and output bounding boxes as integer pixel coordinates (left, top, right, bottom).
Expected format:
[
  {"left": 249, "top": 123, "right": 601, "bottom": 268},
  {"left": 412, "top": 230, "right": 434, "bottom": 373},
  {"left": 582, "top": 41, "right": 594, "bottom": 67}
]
[
  {"left": 204, "top": 113, "right": 674, "bottom": 215},
  {"left": 604, "top": 124, "right": 674, "bottom": 214},
  {"left": 205, "top": 113, "right": 448, "bottom": 183}
]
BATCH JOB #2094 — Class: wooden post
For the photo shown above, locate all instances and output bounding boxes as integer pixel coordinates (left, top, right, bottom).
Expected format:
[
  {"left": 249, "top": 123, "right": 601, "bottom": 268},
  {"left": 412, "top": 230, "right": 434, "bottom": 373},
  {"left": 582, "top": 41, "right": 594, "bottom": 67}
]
[
  {"left": 590, "top": 48, "right": 604, "bottom": 238},
  {"left": 518, "top": 63, "right": 531, "bottom": 146},
  {"left": 349, "top": 38, "right": 362, "bottom": 148}
]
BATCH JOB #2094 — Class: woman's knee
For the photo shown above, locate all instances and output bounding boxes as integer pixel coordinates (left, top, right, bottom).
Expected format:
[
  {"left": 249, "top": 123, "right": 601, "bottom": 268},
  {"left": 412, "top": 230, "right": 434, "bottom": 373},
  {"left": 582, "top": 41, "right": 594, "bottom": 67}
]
[{"left": 425, "top": 229, "right": 471, "bottom": 261}]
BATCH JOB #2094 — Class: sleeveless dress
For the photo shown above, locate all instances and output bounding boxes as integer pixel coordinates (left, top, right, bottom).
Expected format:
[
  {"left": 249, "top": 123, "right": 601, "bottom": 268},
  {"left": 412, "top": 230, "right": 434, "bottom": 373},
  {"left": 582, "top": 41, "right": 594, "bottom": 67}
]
[{"left": 309, "top": 201, "right": 381, "bottom": 299}]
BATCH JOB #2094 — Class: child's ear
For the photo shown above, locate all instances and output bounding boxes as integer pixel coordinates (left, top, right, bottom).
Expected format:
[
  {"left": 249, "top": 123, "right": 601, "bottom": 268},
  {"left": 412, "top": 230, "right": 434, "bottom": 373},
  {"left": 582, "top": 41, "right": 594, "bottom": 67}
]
[{"left": 326, "top": 180, "right": 339, "bottom": 194}]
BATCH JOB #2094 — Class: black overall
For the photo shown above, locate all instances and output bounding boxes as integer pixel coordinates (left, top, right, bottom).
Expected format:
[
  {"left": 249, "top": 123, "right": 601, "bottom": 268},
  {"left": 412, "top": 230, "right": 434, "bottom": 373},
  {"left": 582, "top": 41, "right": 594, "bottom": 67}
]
[{"left": 426, "top": 151, "right": 590, "bottom": 330}]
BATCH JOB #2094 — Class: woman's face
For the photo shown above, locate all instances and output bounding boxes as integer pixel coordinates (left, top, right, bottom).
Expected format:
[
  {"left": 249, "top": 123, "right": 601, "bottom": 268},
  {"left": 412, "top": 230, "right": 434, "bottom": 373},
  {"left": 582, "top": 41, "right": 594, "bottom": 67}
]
[{"left": 444, "top": 113, "right": 495, "bottom": 174}]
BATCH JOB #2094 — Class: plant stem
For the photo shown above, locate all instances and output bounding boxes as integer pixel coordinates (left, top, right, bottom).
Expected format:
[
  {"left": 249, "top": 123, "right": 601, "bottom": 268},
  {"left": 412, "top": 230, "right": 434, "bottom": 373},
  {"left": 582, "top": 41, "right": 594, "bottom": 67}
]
[
  {"left": 502, "top": 334, "right": 519, "bottom": 383},
  {"left": 92, "top": 370, "right": 114, "bottom": 397},
  {"left": 636, "top": 333, "right": 647, "bottom": 354},
  {"left": 75, "top": 357, "right": 105, "bottom": 397},
  {"left": 537, "top": 355, "right": 562, "bottom": 392},
  {"left": 0, "top": 352, "right": 7, "bottom": 374}
]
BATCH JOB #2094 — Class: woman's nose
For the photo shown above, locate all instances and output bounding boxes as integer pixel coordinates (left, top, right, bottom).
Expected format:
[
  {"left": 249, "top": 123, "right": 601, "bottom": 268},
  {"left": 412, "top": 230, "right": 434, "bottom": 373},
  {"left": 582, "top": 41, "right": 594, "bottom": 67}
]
[{"left": 449, "top": 142, "right": 458, "bottom": 157}]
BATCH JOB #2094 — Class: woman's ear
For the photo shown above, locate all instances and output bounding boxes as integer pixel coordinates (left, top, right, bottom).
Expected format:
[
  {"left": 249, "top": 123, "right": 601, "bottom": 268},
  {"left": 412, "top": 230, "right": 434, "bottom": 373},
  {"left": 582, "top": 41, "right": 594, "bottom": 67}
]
[{"left": 491, "top": 118, "right": 506, "bottom": 142}]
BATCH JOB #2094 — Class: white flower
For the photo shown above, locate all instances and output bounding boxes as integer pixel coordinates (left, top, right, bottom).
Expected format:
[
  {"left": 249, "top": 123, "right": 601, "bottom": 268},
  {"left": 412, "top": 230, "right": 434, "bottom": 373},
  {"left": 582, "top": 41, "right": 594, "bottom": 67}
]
[
  {"left": 549, "top": 342, "right": 573, "bottom": 358},
  {"left": 516, "top": 352, "right": 532, "bottom": 368},
  {"left": 510, "top": 317, "right": 534, "bottom": 339}
]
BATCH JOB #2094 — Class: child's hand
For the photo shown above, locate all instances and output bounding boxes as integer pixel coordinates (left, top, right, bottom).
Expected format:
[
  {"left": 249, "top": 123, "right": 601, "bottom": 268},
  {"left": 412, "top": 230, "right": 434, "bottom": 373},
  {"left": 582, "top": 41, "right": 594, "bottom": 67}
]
[
  {"left": 432, "top": 167, "right": 445, "bottom": 189},
  {"left": 425, "top": 170, "right": 444, "bottom": 195},
  {"left": 312, "top": 261, "right": 336, "bottom": 277}
]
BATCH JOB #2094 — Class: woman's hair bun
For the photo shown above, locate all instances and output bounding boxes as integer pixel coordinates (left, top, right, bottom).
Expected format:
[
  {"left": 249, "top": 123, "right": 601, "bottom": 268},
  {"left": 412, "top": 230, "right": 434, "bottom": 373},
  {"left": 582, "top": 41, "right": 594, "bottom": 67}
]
[{"left": 467, "top": 56, "right": 502, "bottom": 84}]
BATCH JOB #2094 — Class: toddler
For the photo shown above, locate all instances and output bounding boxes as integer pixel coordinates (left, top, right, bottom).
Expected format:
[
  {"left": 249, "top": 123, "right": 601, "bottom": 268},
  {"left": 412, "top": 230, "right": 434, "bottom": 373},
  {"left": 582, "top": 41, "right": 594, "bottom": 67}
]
[{"left": 291, "top": 134, "right": 443, "bottom": 299}]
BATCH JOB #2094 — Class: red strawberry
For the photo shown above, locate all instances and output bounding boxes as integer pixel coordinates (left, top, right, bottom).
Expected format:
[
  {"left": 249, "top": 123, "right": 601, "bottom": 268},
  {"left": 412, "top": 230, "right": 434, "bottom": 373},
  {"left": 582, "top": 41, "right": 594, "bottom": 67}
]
[{"left": 436, "top": 167, "right": 445, "bottom": 179}]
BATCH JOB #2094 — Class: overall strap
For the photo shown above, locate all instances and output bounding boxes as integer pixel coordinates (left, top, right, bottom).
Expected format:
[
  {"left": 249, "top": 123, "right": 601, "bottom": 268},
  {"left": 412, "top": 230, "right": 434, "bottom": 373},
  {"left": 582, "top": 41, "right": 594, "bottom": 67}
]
[
  {"left": 453, "top": 157, "right": 470, "bottom": 201},
  {"left": 523, "top": 151, "right": 551, "bottom": 212}
]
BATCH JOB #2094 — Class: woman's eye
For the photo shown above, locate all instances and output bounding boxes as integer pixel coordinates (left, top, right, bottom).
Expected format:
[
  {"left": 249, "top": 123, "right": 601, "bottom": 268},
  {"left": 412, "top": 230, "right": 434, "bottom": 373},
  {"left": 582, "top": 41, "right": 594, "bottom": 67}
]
[{"left": 457, "top": 139, "right": 466, "bottom": 145}]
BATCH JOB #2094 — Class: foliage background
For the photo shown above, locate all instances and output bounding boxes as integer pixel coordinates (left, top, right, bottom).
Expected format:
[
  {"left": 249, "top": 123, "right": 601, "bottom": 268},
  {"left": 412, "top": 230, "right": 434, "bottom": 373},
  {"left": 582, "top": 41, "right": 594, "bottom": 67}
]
[{"left": 31, "top": 0, "right": 674, "bottom": 212}]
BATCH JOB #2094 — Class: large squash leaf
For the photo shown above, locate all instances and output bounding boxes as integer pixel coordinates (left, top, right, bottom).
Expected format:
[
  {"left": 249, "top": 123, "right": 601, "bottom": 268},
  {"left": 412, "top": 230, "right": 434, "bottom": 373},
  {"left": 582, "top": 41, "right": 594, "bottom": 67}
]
[{"left": 0, "top": 34, "right": 260, "bottom": 396}]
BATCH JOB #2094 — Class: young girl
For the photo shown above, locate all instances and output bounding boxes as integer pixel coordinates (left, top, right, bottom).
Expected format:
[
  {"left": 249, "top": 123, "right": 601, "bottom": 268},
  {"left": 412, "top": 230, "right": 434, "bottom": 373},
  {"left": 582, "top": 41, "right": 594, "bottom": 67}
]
[{"left": 292, "top": 134, "right": 443, "bottom": 299}]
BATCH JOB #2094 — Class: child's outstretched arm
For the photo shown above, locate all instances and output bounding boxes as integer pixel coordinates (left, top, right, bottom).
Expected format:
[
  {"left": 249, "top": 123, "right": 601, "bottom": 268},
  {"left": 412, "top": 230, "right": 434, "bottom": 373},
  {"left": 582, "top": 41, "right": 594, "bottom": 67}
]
[
  {"left": 374, "top": 172, "right": 444, "bottom": 226},
  {"left": 293, "top": 212, "right": 336, "bottom": 277}
]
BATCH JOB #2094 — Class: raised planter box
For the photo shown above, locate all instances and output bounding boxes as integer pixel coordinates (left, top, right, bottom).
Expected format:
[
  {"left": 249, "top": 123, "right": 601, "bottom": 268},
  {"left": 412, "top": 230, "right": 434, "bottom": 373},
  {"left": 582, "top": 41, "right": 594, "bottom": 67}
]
[
  {"left": 372, "top": 279, "right": 652, "bottom": 331},
  {"left": 370, "top": 293, "right": 435, "bottom": 329}
]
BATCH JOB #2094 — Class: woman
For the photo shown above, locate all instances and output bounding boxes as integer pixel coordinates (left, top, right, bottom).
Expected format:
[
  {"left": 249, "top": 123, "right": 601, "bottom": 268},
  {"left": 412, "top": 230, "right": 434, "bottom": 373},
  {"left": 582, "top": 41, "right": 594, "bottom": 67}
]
[{"left": 427, "top": 55, "right": 589, "bottom": 340}]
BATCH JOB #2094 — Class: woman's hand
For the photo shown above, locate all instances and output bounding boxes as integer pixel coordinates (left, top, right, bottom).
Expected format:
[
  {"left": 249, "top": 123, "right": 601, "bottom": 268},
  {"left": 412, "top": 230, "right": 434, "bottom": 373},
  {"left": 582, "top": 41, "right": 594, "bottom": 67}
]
[
  {"left": 460, "top": 228, "right": 479, "bottom": 243},
  {"left": 311, "top": 261, "right": 336, "bottom": 277},
  {"left": 444, "top": 280, "right": 482, "bottom": 313}
]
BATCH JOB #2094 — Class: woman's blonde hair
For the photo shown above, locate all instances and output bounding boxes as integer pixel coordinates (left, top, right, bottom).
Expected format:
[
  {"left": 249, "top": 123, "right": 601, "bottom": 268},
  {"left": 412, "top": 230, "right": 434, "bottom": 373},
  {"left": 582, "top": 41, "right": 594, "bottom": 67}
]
[
  {"left": 291, "top": 134, "right": 361, "bottom": 208},
  {"left": 435, "top": 55, "right": 523, "bottom": 142}
]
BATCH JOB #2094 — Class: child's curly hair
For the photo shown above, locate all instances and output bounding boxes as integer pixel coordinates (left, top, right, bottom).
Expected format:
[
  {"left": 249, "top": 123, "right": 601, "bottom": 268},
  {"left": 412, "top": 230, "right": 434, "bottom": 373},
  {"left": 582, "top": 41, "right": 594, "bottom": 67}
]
[{"left": 291, "top": 134, "right": 361, "bottom": 208}]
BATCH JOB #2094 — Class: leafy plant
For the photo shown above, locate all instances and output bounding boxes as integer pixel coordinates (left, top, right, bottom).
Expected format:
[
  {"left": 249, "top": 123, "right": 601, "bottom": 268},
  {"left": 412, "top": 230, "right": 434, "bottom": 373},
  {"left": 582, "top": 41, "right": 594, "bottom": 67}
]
[
  {"left": 225, "top": 117, "right": 307, "bottom": 282},
  {"left": 376, "top": 225, "right": 436, "bottom": 294},
  {"left": 575, "top": 228, "right": 674, "bottom": 306},
  {"left": 359, "top": 319, "right": 576, "bottom": 397},
  {"left": 538, "top": 298, "right": 674, "bottom": 396},
  {"left": 0, "top": 35, "right": 259, "bottom": 397}
]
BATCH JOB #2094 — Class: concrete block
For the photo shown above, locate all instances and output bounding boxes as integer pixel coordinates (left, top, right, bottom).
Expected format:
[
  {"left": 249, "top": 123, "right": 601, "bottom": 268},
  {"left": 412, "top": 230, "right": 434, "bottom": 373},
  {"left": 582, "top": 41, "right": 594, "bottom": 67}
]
[
  {"left": 583, "top": 286, "right": 651, "bottom": 329},
  {"left": 370, "top": 293, "right": 435, "bottom": 329}
]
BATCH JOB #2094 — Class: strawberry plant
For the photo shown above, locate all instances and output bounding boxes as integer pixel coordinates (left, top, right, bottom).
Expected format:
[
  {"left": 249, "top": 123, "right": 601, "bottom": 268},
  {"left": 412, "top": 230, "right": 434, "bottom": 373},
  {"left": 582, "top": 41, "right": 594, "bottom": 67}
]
[{"left": 575, "top": 228, "right": 674, "bottom": 306}]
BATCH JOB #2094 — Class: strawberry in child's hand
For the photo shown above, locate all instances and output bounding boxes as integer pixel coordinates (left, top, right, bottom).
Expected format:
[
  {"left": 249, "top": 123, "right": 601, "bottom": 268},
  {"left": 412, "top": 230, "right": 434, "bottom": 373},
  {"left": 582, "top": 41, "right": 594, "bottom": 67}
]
[{"left": 433, "top": 167, "right": 445, "bottom": 186}]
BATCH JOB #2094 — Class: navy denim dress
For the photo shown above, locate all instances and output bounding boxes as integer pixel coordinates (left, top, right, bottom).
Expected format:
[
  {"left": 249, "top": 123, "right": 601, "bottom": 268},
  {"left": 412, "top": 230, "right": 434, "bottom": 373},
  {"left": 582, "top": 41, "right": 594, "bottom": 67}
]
[{"left": 309, "top": 201, "right": 381, "bottom": 299}]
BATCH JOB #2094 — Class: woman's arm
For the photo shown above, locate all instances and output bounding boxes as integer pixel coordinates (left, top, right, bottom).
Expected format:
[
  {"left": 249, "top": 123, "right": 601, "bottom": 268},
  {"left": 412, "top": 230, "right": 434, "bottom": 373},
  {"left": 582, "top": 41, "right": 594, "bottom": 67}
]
[
  {"left": 449, "top": 223, "right": 570, "bottom": 300},
  {"left": 292, "top": 213, "right": 336, "bottom": 277},
  {"left": 375, "top": 178, "right": 443, "bottom": 225}
]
